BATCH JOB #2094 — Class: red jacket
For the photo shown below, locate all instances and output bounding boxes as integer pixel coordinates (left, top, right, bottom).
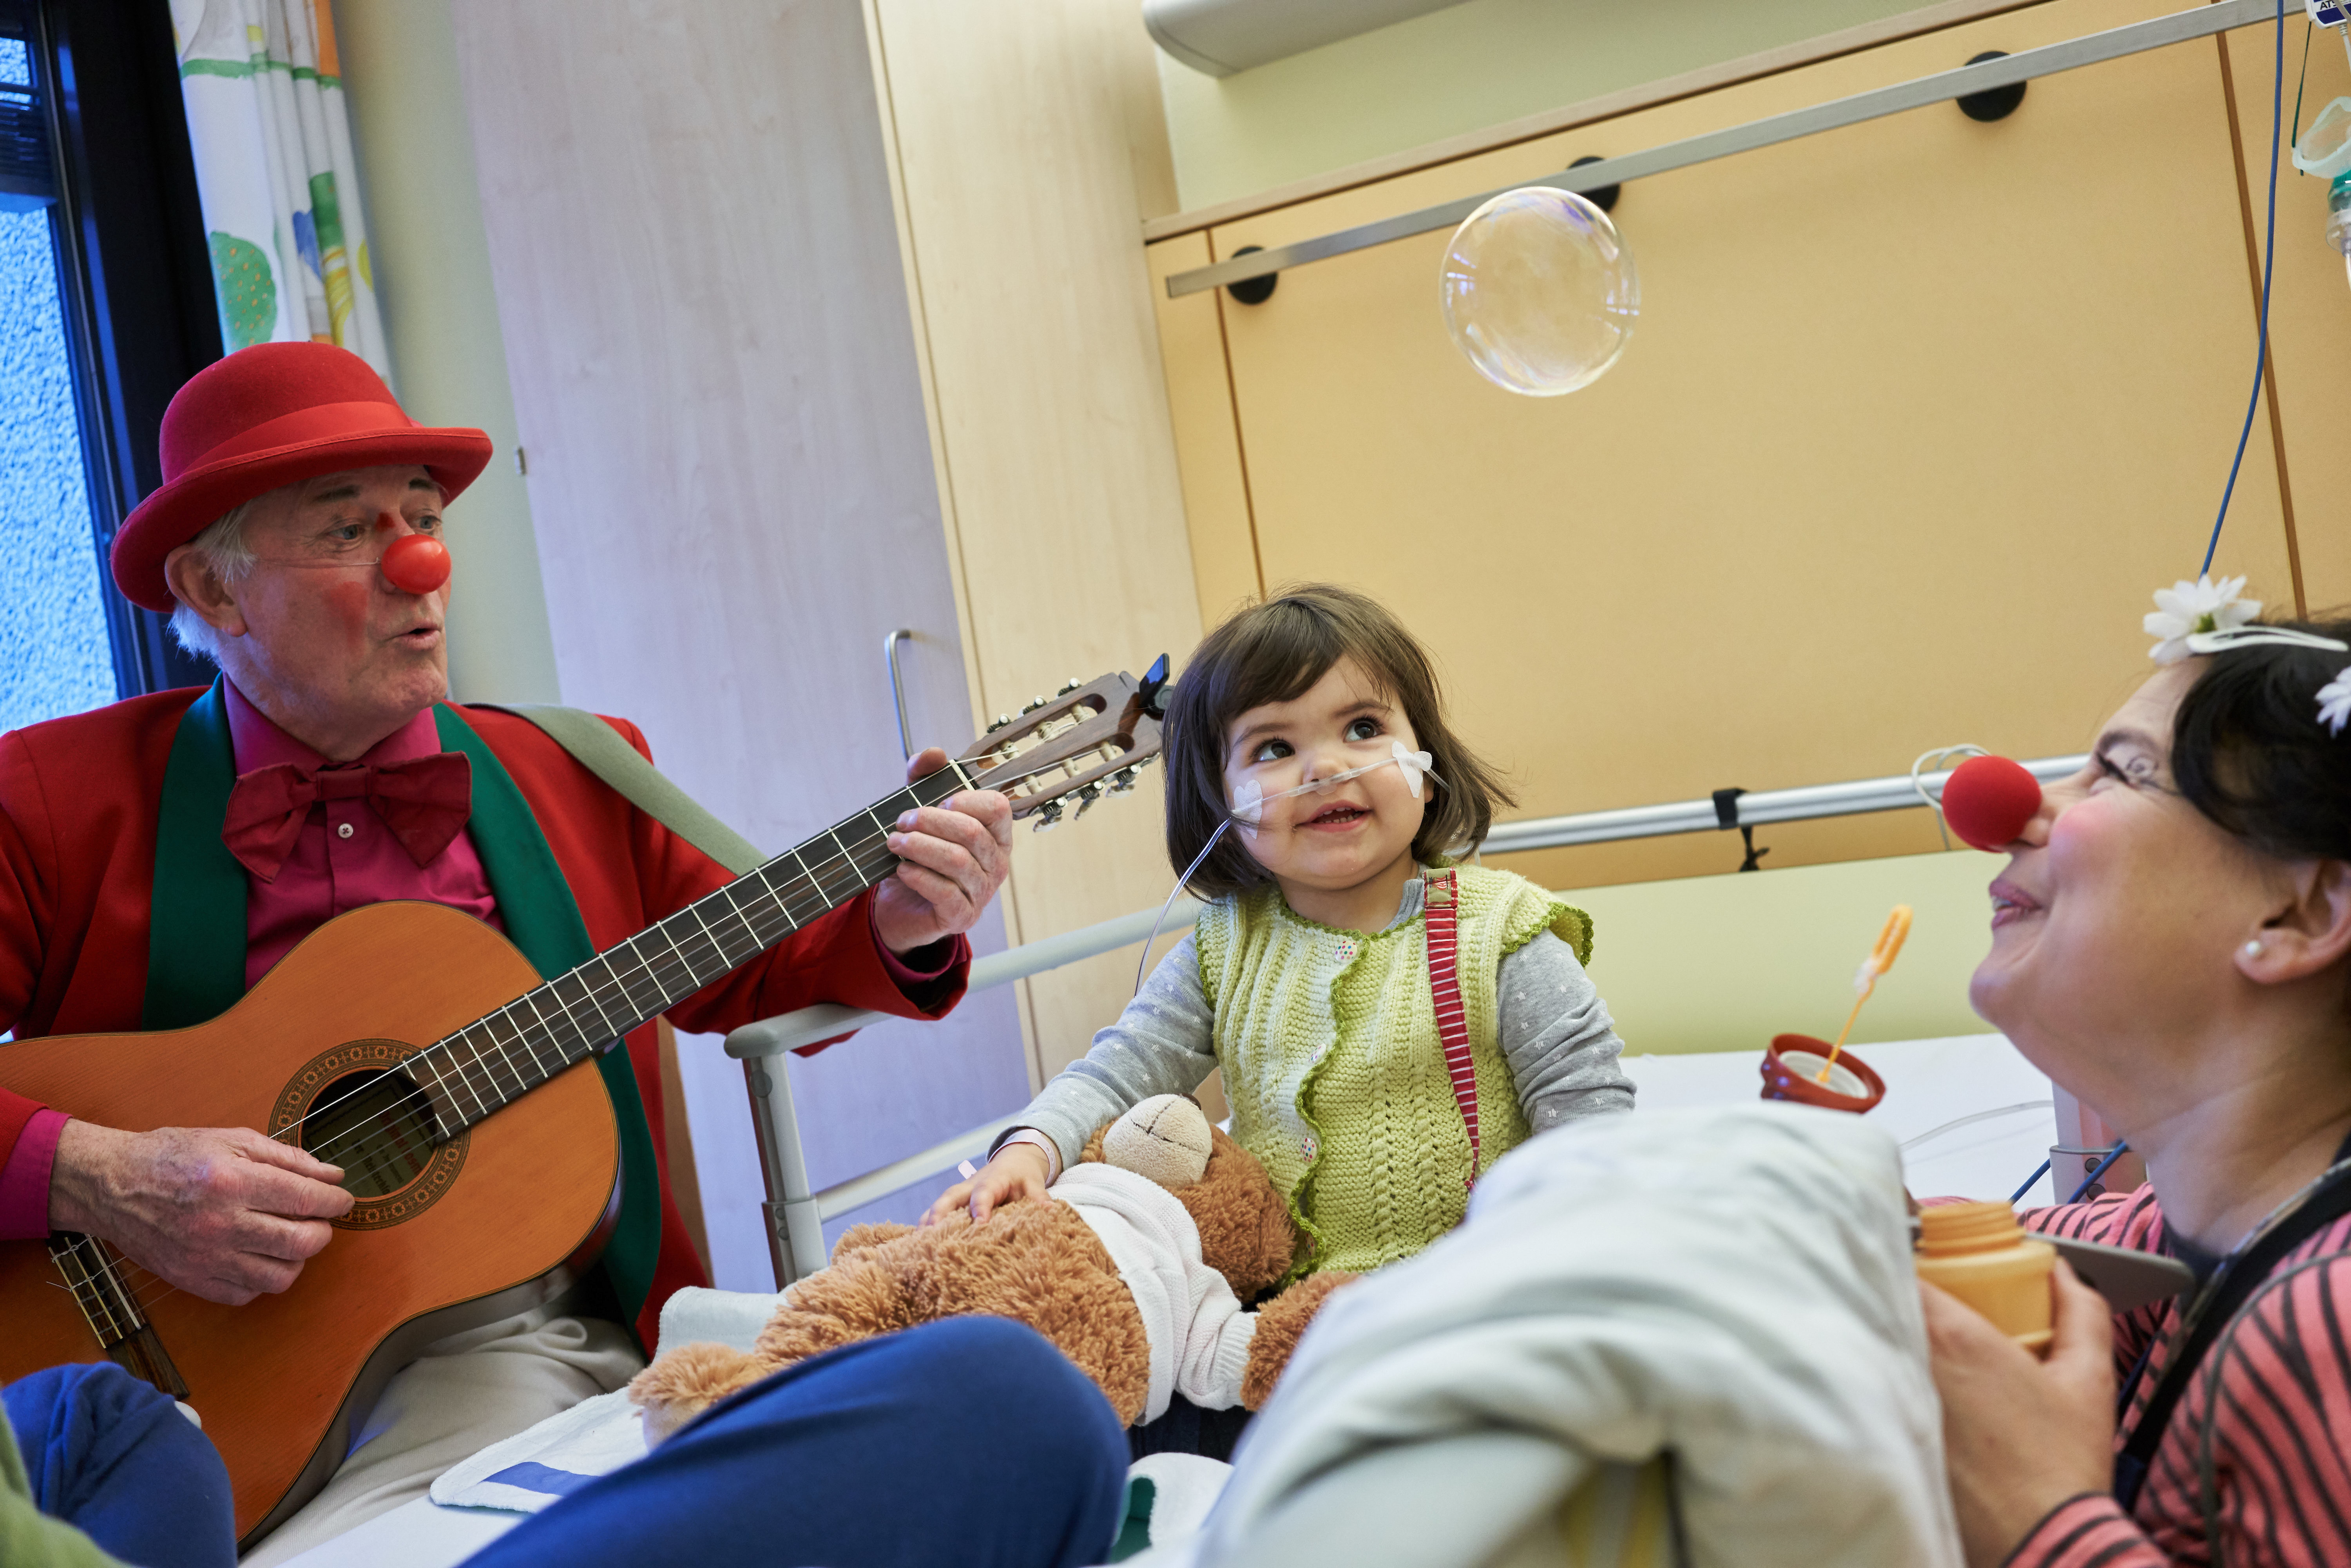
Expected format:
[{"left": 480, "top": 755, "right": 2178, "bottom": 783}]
[{"left": 0, "top": 688, "right": 967, "bottom": 1336}]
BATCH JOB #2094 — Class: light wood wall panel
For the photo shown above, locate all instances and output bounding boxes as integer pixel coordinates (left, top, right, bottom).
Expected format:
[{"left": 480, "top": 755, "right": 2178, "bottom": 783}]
[
  {"left": 1150, "top": 234, "right": 1264, "bottom": 626},
  {"left": 865, "top": 0, "right": 1208, "bottom": 1082},
  {"left": 2221, "top": 19, "right": 2351, "bottom": 615},
  {"left": 450, "top": 0, "right": 1030, "bottom": 1237},
  {"left": 1154, "top": 0, "right": 2297, "bottom": 891}
]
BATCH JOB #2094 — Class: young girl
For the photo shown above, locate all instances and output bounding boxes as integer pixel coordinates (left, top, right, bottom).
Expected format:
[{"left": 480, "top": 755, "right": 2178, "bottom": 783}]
[{"left": 928, "top": 585, "right": 1634, "bottom": 1278}]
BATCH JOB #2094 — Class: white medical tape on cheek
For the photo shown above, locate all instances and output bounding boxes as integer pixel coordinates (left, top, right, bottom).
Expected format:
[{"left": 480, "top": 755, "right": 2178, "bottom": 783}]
[
  {"left": 1391, "top": 741, "right": 1433, "bottom": 799},
  {"left": 1232, "top": 778, "right": 1264, "bottom": 825}
]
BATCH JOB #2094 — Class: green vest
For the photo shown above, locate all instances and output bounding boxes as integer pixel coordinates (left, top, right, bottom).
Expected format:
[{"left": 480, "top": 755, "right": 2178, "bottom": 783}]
[{"left": 1196, "top": 864, "right": 1591, "bottom": 1279}]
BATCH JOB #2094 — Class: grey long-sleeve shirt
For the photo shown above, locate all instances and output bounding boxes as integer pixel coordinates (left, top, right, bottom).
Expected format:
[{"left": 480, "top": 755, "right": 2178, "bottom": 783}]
[{"left": 1006, "top": 876, "right": 1635, "bottom": 1173}]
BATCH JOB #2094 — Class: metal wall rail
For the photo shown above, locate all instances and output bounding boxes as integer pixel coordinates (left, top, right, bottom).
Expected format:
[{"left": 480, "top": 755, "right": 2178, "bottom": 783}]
[
  {"left": 729, "top": 750, "right": 2084, "bottom": 1283},
  {"left": 1164, "top": 0, "right": 2276, "bottom": 298},
  {"left": 1480, "top": 753, "right": 2086, "bottom": 854}
]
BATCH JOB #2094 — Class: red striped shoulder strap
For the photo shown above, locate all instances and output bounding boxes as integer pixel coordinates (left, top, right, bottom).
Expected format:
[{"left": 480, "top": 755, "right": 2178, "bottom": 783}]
[{"left": 1422, "top": 869, "right": 1481, "bottom": 1190}]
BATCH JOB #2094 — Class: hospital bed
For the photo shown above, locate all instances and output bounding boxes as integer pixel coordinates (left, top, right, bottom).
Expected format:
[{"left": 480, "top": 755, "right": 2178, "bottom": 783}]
[{"left": 279, "top": 752, "right": 2075, "bottom": 1564}]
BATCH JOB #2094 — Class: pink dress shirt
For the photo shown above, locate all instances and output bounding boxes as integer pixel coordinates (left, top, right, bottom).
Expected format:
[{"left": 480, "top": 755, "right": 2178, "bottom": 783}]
[
  {"left": 225, "top": 682, "right": 504, "bottom": 987},
  {"left": 0, "top": 682, "right": 951, "bottom": 1235}
]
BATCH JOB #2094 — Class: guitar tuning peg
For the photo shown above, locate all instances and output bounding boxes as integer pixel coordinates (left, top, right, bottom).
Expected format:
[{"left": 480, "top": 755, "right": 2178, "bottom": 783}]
[
  {"left": 1072, "top": 782, "right": 1104, "bottom": 818},
  {"left": 1056, "top": 677, "right": 1082, "bottom": 696},
  {"left": 1107, "top": 767, "right": 1138, "bottom": 794},
  {"left": 989, "top": 713, "right": 1013, "bottom": 732},
  {"left": 1032, "top": 799, "right": 1065, "bottom": 832}
]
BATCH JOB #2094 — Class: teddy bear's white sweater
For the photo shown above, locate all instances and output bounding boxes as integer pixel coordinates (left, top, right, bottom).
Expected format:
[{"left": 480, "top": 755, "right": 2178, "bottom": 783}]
[{"left": 1049, "top": 1162, "right": 1257, "bottom": 1424}]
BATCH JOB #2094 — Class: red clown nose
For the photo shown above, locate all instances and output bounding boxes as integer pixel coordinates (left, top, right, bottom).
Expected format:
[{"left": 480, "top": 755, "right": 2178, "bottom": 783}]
[
  {"left": 1941, "top": 755, "right": 2042, "bottom": 851},
  {"left": 382, "top": 535, "right": 452, "bottom": 594}
]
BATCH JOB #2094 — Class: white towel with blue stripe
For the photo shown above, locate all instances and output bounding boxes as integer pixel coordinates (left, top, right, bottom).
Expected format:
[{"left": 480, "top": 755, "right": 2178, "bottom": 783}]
[
  {"left": 425, "top": 1287, "right": 784, "bottom": 1513},
  {"left": 427, "top": 1389, "right": 648, "bottom": 1513}
]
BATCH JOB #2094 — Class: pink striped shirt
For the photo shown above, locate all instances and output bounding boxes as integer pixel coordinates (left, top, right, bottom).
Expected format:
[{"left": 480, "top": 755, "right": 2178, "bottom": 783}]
[{"left": 2009, "top": 1187, "right": 2351, "bottom": 1567}]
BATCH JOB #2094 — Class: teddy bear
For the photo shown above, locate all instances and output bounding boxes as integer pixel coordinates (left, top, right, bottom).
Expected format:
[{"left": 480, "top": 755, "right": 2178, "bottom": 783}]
[{"left": 629, "top": 1094, "right": 1354, "bottom": 1441}]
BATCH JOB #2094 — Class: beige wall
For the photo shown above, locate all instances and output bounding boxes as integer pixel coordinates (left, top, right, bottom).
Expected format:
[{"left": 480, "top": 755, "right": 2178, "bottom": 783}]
[
  {"left": 330, "top": 0, "right": 561, "bottom": 706},
  {"left": 1570, "top": 847, "right": 2008, "bottom": 1056},
  {"left": 1154, "top": 0, "right": 1985, "bottom": 211}
]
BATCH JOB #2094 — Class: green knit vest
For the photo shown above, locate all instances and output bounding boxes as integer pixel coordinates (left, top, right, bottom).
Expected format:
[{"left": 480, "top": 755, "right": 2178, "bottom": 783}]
[{"left": 1195, "top": 864, "right": 1593, "bottom": 1278}]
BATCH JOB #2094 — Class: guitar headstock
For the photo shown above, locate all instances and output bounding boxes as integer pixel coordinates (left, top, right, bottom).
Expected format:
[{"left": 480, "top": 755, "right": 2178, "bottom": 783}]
[{"left": 958, "top": 655, "right": 1172, "bottom": 830}]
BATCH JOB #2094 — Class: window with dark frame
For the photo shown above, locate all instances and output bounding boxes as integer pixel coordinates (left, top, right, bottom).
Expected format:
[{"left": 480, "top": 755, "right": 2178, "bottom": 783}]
[{"left": 1, "top": 0, "right": 222, "bottom": 722}]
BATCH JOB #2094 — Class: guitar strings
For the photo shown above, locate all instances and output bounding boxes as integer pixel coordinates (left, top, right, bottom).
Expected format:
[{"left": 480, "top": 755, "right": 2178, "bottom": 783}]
[
  {"left": 279, "top": 731, "right": 1098, "bottom": 1171},
  {"left": 274, "top": 782, "right": 940, "bottom": 1174},
  {"left": 85, "top": 808, "right": 927, "bottom": 1320},
  {"left": 88, "top": 733, "right": 1117, "bottom": 1317}
]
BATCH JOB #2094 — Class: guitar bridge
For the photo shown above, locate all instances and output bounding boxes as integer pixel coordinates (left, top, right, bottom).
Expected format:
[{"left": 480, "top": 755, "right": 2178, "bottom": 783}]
[{"left": 48, "top": 1232, "right": 190, "bottom": 1399}]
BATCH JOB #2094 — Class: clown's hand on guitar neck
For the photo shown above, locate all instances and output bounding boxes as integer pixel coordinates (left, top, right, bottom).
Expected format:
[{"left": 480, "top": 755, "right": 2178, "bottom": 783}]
[
  {"left": 48, "top": 1121, "right": 355, "bottom": 1306},
  {"left": 870, "top": 745, "right": 1014, "bottom": 956}
]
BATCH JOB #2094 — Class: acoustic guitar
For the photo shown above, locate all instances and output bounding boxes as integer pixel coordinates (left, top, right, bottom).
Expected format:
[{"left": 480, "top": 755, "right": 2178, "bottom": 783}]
[{"left": 0, "top": 663, "right": 1170, "bottom": 1544}]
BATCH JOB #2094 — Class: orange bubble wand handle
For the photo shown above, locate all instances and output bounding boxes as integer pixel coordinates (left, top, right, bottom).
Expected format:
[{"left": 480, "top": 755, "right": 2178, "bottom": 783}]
[{"left": 1818, "top": 905, "right": 1913, "bottom": 1083}]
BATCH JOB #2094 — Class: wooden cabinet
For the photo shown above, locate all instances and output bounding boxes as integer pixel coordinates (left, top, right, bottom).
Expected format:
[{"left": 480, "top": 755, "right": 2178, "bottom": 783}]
[
  {"left": 450, "top": 0, "right": 1033, "bottom": 1242},
  {"left": 861, "top": 0, "right": 1207, "bottom": 1083},
  {"left": 451, "top": 0, "right": 1199, "bottom": 1270},
  {"left": 1151, "top": 0, "right": 2304, "bottom": 893}
]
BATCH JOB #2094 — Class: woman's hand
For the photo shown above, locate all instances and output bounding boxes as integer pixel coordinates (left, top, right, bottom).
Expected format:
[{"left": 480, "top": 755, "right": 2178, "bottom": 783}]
[
  {"left": 1922, "top": 1260, "right": 2118, "bottom": 1567},
  {"left": 922, "top": 1143, "right": 1051, "bottom": 1226}
]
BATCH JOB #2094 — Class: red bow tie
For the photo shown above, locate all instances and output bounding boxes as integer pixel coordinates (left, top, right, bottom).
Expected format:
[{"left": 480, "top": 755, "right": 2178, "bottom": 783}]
[{"left": 221, "top": 752, "right": 474, "bottom": 882}]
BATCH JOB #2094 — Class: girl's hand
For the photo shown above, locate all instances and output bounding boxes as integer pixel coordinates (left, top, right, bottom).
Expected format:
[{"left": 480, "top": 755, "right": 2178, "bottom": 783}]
[
  {"left": 1922, "top": 1260, "right": 2117, "bottom": 1567},
  {"left": 921, "top": 1143, "right": 1051, "bottom": 1227}
]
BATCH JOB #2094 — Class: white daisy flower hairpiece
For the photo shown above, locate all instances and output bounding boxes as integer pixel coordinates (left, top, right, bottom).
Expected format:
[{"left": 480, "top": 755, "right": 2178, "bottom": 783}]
[
  {"left": 2143, "top": 576, "right": 2350, "bottom": 667},
  {"left": 2144, "top": 574, "right": 2259, "bottom": 664},
  {"left": 2320, "top": 668, "right": 2351, "bottom": 738},
  {"left": 2141, "top": 577, "right": 2351, "bottom": 735}
]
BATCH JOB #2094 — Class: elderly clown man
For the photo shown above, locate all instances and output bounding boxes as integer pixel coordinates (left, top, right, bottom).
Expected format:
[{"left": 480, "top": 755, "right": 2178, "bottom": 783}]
[{"left": 0, "top": 342, "right": 1015, "bottom": 1560}]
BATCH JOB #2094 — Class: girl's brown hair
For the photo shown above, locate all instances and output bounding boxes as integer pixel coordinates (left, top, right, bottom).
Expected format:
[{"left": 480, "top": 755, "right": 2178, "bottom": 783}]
[{"left": 1162, "top": 584, "right": 1514, "bottom": 899}]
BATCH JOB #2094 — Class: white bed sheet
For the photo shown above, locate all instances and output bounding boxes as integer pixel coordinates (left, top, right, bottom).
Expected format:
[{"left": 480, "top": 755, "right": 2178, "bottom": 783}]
[{"left": 275, "top": 1035, "right": 2054, "bottom": 1566}]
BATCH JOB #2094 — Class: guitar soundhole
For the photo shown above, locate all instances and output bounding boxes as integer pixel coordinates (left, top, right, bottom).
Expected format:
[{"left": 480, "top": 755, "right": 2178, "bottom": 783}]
[
  {"left": 298, "top": 1069, "right": 438, "bottom": 1198},
  {"left": 272, "top": 1041, "right": 469, "bottom": 1230}
]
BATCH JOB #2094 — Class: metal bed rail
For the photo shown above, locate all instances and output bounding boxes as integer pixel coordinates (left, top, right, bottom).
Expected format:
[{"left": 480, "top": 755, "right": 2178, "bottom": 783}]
[{"left": 728, "top": 751, "right": 2084, "bottom": 1285}]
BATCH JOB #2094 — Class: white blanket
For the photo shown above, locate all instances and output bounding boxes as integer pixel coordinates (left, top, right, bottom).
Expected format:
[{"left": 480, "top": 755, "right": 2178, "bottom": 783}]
[
  {"left": 1051, "top": 1162, "right": 1256, "bottom": 1424},
  {"left": 1191, "top": 1103, "right": 1963, "bottom": 1568}
]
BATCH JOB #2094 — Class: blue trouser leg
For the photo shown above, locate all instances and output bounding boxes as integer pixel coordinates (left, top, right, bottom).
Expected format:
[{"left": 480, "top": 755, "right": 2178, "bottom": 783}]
[
  {"left": 465, "top": 1316, "right": 1129, "bottom": 1568},
  {"left": 3, "top": 1362, "right": 235, "bottom": 1568}
]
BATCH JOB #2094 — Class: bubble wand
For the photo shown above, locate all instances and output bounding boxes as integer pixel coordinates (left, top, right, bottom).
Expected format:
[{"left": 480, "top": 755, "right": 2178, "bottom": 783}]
[{"left": 1817, "top": 905, "right": 1913, "bottom": 1084}]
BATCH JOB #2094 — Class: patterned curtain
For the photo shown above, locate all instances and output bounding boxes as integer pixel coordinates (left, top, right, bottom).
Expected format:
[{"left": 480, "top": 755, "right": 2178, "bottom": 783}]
[{"left": 169, "top": 0, "right": 390, "bottom": 379}]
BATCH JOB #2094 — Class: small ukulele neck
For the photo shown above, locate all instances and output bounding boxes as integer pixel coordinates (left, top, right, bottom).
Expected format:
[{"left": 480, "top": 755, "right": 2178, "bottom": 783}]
[{"left": 406, "top": 762, "right": 975, "bottom": 1139}]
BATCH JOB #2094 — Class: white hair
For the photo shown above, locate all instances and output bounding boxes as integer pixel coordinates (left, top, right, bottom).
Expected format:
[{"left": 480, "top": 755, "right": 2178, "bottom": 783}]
[{"left": 166, "top": 499, "right": 259, "bottom": 662}]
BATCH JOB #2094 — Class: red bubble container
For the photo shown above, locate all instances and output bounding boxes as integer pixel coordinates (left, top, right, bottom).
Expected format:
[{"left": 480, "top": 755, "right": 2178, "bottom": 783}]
[{"left": 1759, "top": 1032, "right": 1885, "bottom": 1114}]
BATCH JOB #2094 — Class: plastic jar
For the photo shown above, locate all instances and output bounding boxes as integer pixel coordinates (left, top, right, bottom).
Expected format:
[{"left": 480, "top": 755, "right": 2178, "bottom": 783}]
[{"left": 1915, "top": 1200, "right": 2055, "bottom": 1353}]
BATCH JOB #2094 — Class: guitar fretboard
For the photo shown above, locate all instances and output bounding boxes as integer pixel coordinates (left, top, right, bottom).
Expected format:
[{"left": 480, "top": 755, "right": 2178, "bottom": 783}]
[{"left": 400, "top": 761, "right": 975, "bottom": 1139}]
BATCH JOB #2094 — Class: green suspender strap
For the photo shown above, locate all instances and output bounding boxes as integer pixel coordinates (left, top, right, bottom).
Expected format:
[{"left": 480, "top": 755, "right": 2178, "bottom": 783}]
[
  {"left": 144, "top": 681, "right": 248, "bottom": 1030},
  {"left": 143, "top": 689, "right": 668, "bottom": 1341},
  {"left": 429, "top": 704, "right": 667, "bottom": 1339}
]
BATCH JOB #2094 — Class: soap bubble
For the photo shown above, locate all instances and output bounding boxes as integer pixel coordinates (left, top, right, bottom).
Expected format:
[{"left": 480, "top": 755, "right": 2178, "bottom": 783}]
[{"left": 1439, "top": 187, "right": 1638, "bottom": 397}]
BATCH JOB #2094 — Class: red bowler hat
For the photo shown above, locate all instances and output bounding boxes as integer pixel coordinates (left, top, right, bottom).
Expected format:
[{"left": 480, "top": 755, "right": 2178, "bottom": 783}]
[{"left": 111, "top": 342, "right": 494, "bottom": 612}]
